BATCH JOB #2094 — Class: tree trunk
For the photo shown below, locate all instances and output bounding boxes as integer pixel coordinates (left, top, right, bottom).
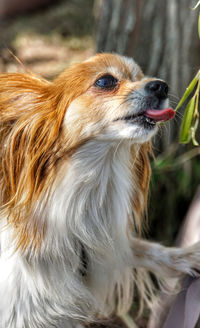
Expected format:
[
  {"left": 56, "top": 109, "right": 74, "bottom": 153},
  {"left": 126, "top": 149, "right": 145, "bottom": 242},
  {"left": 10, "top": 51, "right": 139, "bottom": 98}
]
[{"left": 95, "top": 0, "right": 200, "bottom": 148}]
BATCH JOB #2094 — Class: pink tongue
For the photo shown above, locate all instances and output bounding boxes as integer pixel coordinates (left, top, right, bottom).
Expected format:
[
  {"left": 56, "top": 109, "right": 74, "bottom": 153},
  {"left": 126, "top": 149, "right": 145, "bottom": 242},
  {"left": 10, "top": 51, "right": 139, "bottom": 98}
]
[{"left": 144, "top": 108, "right": 175, "bottom": 122}]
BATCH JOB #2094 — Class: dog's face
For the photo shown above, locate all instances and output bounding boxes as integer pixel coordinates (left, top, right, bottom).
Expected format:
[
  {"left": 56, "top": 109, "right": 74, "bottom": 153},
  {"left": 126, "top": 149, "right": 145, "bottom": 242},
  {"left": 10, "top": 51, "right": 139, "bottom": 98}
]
[{"left": 61, "top": 53, "right": 173, "bottom": 144}]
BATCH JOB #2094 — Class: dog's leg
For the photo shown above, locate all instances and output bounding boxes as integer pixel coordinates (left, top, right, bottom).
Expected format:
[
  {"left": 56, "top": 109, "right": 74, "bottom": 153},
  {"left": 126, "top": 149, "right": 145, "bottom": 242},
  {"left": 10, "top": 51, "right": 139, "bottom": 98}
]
[{"left": 129, "top": 237, "right": 200, "bottom": 278}]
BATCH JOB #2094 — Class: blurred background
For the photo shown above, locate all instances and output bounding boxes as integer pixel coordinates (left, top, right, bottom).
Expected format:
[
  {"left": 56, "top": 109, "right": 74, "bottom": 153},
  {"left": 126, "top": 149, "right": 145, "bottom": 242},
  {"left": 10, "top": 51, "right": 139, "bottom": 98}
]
[{"left": 0, "top": 0, "right": 200, "bottom": 326}]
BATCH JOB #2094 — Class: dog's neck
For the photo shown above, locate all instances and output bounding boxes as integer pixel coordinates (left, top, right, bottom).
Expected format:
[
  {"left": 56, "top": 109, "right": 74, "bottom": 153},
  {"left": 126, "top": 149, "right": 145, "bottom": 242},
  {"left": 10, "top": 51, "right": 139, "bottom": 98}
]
[{"left": 45, "top": 139, "right": 136, "bottom": 260}]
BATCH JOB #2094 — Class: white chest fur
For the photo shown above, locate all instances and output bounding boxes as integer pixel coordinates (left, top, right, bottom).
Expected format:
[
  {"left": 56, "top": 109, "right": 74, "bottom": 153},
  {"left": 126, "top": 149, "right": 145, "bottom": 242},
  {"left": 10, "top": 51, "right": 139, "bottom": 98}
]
[
  {"left": 47, "top": 139, "right": 135, "bottom": 315},
  {"left": 0, "top": 140, "right": 136, "bottom": 327}
]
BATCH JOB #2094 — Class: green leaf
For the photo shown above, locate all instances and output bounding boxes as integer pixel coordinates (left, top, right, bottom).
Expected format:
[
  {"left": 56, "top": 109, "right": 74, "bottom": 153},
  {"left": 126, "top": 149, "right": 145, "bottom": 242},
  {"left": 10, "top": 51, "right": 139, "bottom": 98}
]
[
  {"left": 180, "top": 96, "right": 196, "bottom": 143},
  {"left": 198, "top": 12, "right": 200, "bottom": 38},
  {"left": 191, "top": 129, "right": 199, "bottom": 145},
  {"left": 191, "top": 118, "right": 199, "bottom": 146},
  {"left": 192, "top": 0, "right": 200, "bottom": 10},
  {"left": 175, "top": 73, "right": 199, "bottom": 111}
]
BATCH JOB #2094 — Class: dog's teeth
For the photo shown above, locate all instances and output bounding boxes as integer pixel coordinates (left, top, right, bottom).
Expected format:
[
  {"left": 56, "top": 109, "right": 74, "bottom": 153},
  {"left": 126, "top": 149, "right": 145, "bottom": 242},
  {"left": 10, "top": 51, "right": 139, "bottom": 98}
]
[{"left": 145, "top": 117, "right": 155, "bottom": 124}]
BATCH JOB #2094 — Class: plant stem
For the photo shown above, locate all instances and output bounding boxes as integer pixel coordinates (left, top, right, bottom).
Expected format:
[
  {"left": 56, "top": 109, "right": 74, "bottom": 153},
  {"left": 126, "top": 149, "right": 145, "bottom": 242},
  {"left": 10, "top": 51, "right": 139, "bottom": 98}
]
[{"left": 119, "top": 314, "right": 139, "bottom": 328}]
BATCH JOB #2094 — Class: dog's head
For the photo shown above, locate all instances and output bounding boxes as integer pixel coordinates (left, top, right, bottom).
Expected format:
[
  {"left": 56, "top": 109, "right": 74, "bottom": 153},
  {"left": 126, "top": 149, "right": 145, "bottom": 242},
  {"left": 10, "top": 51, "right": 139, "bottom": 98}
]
[
  {"left": 57, "top": 53, "right": 173, "bottom": 144},
  {"left": 0, "top": 53, "right": 174, "bottom": 250}
]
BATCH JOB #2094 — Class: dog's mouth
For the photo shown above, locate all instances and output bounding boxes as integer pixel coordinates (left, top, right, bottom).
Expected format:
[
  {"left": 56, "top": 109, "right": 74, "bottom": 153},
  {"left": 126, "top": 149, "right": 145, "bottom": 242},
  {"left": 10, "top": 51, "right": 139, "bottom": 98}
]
[
  {"left": 118, "top": 108, "right": 175, "bottom": 127},
  {"left": 143, "top": 108, "right": 175, "bottom": 122}
]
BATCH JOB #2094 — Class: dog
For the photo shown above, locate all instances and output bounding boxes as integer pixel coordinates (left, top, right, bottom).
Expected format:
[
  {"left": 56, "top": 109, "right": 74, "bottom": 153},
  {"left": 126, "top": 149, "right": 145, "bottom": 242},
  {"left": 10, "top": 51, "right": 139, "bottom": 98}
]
[{"left": 0, "top": 53, "right": 199, "bottom": 328}]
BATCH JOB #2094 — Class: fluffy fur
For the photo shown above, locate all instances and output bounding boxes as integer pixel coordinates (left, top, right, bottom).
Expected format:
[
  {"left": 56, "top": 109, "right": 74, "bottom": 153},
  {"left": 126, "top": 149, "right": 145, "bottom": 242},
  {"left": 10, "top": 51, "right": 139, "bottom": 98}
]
[{"left": 0, "top": 53, "right": 200, "bottom": 328}]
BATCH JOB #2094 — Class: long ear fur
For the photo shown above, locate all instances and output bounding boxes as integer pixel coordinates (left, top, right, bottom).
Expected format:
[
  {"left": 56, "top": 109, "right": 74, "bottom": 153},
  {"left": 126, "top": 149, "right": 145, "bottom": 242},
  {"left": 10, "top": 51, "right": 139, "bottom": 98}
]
[
  {"left": 129, "top": 142, "right": 156, "bottom": 315},
  {"left": 130, "top": 142, "right": 152, "bottom": 235},
  {"left": 0, "top": 73, "right": 68, "bottom": 250},
  {"left": 0, "top": 65, "right": 99, "bottom": 251}
]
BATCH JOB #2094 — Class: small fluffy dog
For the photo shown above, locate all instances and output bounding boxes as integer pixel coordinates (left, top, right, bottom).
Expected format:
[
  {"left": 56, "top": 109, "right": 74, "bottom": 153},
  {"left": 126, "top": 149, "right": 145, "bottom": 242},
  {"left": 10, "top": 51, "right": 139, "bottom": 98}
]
[{"left": 0, "top": 53, "right": 199, "bottom": 328}]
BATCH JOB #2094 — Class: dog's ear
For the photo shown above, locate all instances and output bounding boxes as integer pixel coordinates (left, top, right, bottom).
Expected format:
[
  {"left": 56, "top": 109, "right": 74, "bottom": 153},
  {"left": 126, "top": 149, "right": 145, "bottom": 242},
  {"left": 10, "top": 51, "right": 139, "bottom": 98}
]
[
  {"left": 130, "top": 142, "right": 152, "bottom": 235},
  {"left": 0, "top": 67, "right": 95, "bottom": 251},
  {"left": 0, "top": 73, "right": 68, "bottom": 249}
]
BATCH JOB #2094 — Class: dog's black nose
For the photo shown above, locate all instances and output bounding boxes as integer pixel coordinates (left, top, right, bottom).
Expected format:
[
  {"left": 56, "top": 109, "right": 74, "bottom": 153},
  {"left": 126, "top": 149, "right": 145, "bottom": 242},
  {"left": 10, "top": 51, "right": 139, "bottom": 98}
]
[{"left": 145, "top": 80, "right": 169, "bottom": 99}]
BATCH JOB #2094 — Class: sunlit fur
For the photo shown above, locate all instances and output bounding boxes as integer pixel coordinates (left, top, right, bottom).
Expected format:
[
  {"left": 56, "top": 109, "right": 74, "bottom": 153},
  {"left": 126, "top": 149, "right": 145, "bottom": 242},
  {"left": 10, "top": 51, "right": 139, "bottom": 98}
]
[{"left": 0, "top": 53, "right": 200, "bottom": 328}]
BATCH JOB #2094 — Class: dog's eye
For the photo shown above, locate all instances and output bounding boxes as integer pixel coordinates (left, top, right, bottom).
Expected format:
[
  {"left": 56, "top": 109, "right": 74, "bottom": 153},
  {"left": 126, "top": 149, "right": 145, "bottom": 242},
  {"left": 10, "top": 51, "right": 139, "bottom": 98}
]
[{"left": 94, "top": 75, "right": 118, "bottom": 90}]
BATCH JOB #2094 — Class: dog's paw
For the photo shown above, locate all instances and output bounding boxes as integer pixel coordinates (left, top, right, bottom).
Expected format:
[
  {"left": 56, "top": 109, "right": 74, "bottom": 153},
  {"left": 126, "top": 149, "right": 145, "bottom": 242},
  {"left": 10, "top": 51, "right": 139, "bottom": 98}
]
[{"left": 175, "top": 242, "right": 200, "bottom": 277}]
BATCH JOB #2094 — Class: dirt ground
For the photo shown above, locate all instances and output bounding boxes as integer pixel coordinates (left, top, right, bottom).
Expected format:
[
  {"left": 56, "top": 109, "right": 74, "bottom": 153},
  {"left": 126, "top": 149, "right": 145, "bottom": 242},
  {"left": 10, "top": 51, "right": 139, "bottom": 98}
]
[{"left": 0, "top": 0, "right": 94, "bottom": 79}]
